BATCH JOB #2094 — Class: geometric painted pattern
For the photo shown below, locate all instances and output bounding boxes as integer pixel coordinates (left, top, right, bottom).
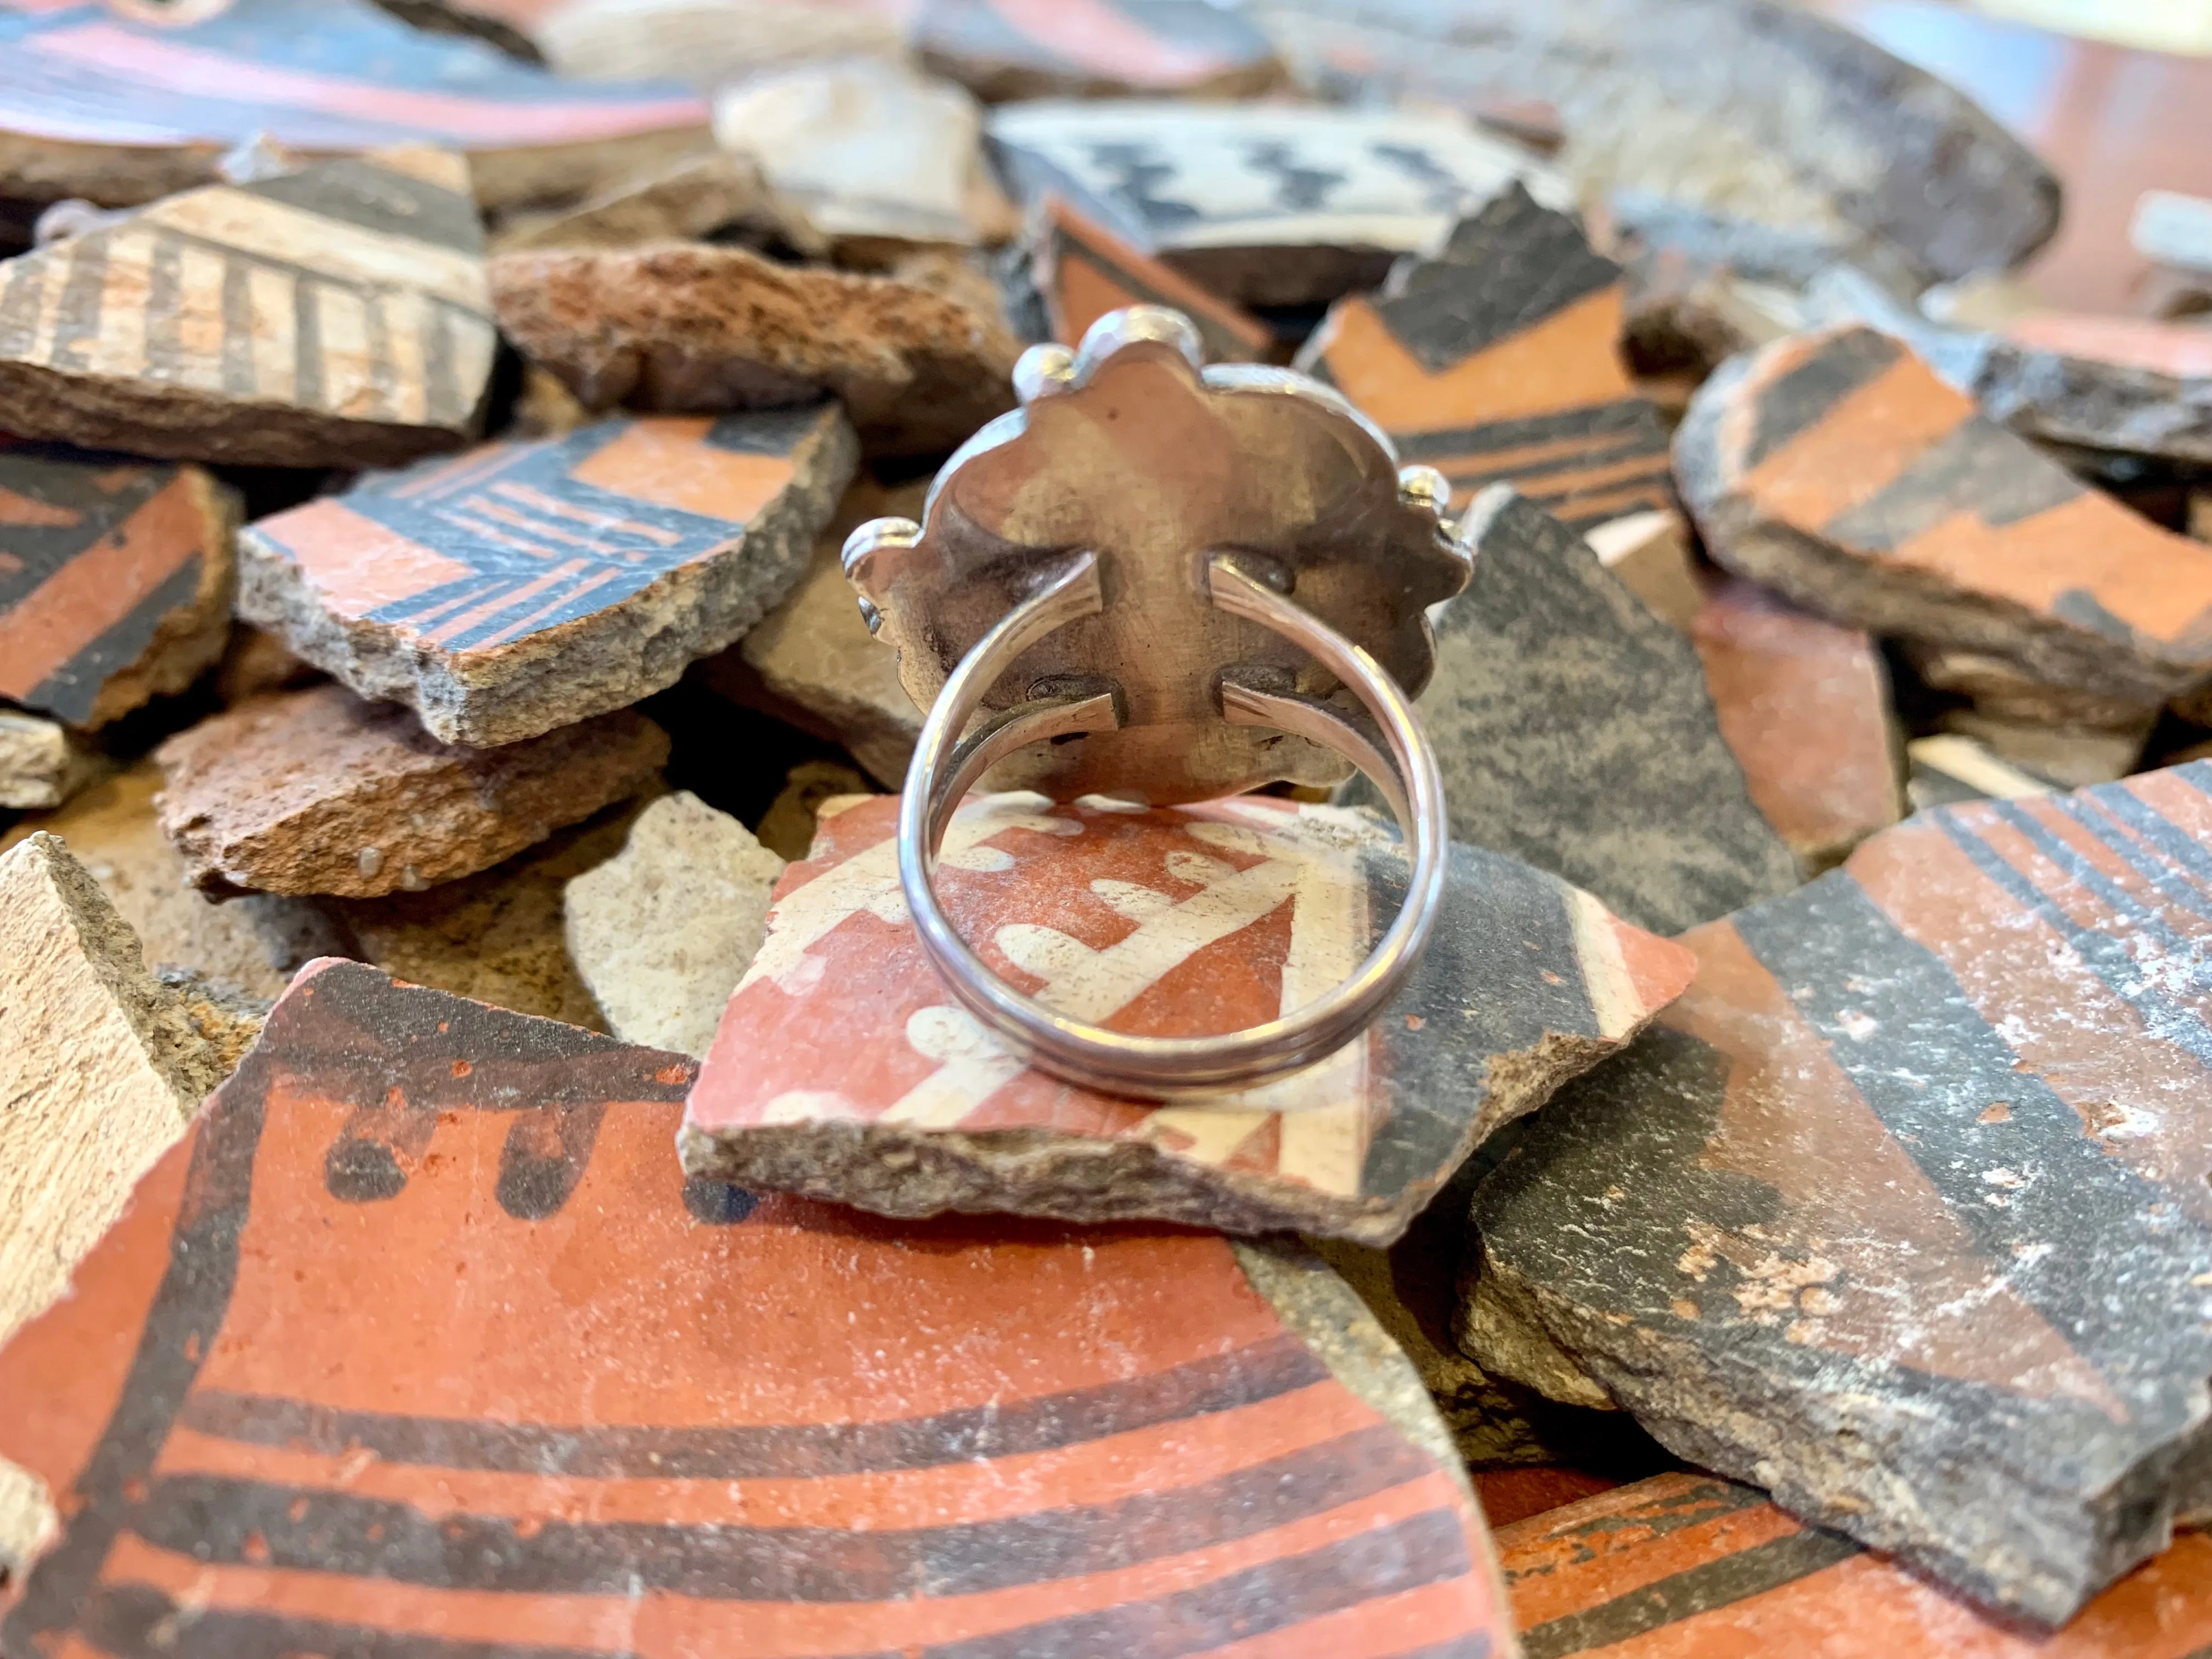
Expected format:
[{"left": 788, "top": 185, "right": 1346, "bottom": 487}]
[
  {"left": 0, "top": 958, "right": 1516, "bottom": 1659},
  {"left": 1032, "top": 194, "right": 1272, "bottom": 362}
]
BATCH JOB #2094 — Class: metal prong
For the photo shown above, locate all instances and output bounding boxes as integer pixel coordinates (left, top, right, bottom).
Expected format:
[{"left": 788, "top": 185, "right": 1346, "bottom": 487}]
[
  {"left": 1013, "top": 343, "right": 1077, "bottom": 403},
  {"left": 841, "top": 515, "right": 921, "bottom": 582},
  {"left": 1397, "top": 465, "right": 1452, "bottom": 517},
  {"left": 1073, "top": 306, "right": 1205, "bottom": 383}
]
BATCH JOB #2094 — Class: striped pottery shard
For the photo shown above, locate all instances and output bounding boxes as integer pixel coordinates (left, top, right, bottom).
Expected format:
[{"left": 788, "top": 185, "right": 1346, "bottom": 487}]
[
  {"left": 986, "top": 99, "right": 1572, "bottom": 306},
  {"left": 0, "top": 146, "right": 496, "bottom": 468},
  {"left": 239, "top": 405, "right": 856, "bottom": 746},
  {"left": 0, "top": 957, "right": 1521, "bottom": 1658},
  {"left": 1351, "top": 488, "right": 1801, "bottom": 936},
  {"left": 911, "top": 0, "right": 1286, "bottom": 100},
  {"left": 1025, "top": 194, "right": 1273, "bottom": 364},
  {"left": 680, "top": 791, "right": 1694, "bottom": 1246},
  {"left": 1497, "top": 1472, "right": 2212, "bottom": 1657},
  {"left": 1464, "top": 763, "right": 2212, "bottom": 1623},
  {"left": 1690, "top": 574, "right": 1903, "bottom": 873},
  {"left": 1677, "top": 324, "right": 2212, "bottom": 721},
  {"left": 0, "top": 438, "right": 235, "bottom": 727},
  {"left": 1297, "top": 184, "right": 1674, "bottom": 535},
  {"left": 0, "top": 0, "right": 707, "bottom": 212}
]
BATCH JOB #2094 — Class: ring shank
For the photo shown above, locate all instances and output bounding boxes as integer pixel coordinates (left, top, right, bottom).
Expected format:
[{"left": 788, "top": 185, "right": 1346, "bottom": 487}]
[{"left": 897, "top": 553, "right": 1450, "bottom": 1102}]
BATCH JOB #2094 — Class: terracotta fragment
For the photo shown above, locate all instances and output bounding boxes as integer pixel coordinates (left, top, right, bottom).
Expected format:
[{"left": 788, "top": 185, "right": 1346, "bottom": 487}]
[
  {"left": 1367, "top": 487, "right": 1799, "bottom": 935},
  {"left": 564, "top": 790, "right": 785, "bottom": 1058},
  {"left": 989, "top": 99, "right": 1571, "bottom": 305},
  {"left": 1498, "top": 1472, "right": 2212, "bottom": 1657},
  {"left": 682, "top": 790, "right": 1693, "bottom": 1245},
  {"left": 1679, "top": 325, "right": 2212, "bottom": 718},
  {"left": 911, "top": 0, "right": 1285, "bottom": 99},
  {"left": 1690, "top": 574, "right": 1901, "bottom": 871},
  {"left": 0, "top": 834, "right": 219, "bottom": 1361},
  {"left": 152, "top": 683, "right": 667, "bottom": 899},
  {"left": 0, "top": 147, "right": 496, "bottom": 467},
  {"left": 0, "top": 440, "right": 235, "bottom": 727},
  {"left": 489, "top": 243, "right": 1019, "bottom": 454},
  {"left": 1466, "top": 762, "right": 2212, "bottom": 1621},
  {"left": 492, "top": 149, "right": 823, "bottom": 256},
  {"left": 0, "top": 957, "right": 1517, "bottom": 1657},
  {"left": 1027, "top": 195, "right": 1273, "bottom": 364},
  {"left": 1300, "top": 184, "right": 1673, "bottom": 531},
  {"left": 0, "top": 0, "right": 707, "bottom": 212},
  {"left": 239, "top": 406, "right": 856, "bottom": 747},
  {"left": 0, "top": 710, "right": 98, "bottom": 811}
]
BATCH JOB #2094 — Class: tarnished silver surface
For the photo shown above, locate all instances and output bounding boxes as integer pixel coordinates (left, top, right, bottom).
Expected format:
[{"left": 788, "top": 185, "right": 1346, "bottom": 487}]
[{"left": 844, "top": 305, "right": 1468, "bottom": 1099}]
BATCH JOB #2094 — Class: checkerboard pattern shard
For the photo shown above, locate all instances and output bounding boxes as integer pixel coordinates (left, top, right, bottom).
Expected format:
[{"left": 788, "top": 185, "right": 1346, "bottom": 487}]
[
  {"left": 0, "top": 0, "right": 706, "bottom": 211},
  {"left": 239, "top": 405, "right": 855, "bottom": 746},
  {"left": 681, "top": 792, "right": 1694, "bottom": 1246},
  {"left": 0, "top": 437, "right": 234, "bottom": 727},
  {"left": 1299, "top": 185, "right": 1673, "bottom": 533},
  {"left": 0, "top": 958, "right": 1516, "bottom": 1659},
  {"left": 1497, "top": 1472, "right": 2212, "bottom": 1657},
  {"left": 1677, "top": 324, "right": 2212, "bottom": 717},
  {"left": 0, "top": 146, "right": 496, "bottom": 467},
  {"left": 1466, "top": 761, "right": 2212, "bottom": 1624},
  {"left": 1030, "top": 194, "right": 1272, "bottom": 362}
]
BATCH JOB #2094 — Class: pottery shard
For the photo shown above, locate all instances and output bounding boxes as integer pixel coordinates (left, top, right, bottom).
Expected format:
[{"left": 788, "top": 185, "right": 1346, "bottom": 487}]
[
  {"left": 1359, "top": 486, "right": 1800, "bottom": 936},
  {"left": 563, "top": 789, "right": 784, "bottom": 1058},
  {"left": 1678, "top": 325, "right": 2212, "bottom": 719},
  {"left": 1464, "top": 761, "right": 2212, "bottom": 1622},
  {"left": 0, "top": 710, "right": 99, "bottom": 811},
  {"left": 1690, "top": 574, "right": 1901, "bottom": 872},
  {"left": 492, "top": 149, "right": 823, "bottom": 256},
  {"left": 239, "top": 405, "right": 855, "bottom": 747},
  {"left": 0, "top": 147, "right": 497, "bottom": 468},
  {"left": 0, "top": 440, "right": 236, "bottom": 729},
  {"left": 0, "top": 835, "right": 223, "bottom": 1361},
  {"left": 1299, "top": 183, "right": 1673, "bottom": 533},
  {"left": 0, "top": 956, "right": 1517, "bottom": 1657},
  {"left": 0, "top": 0, "right": 707, "bottom": 213},
  {"left": 1585, "top": 510, "right": 1704, "bottom": 634},
  {"left": 911, "top": 0, "right": 1285, "bottom": 100},
  {"left": 490, "top": 242, "right": 1020, "bottom": 455},
  {"left": 153, "top": 684, "right": 667, "bottom": 899},
  {"left": 681, "top": 789, "right": 1694, "bottom": 1246},
  {"left": 1499, "top": 1472, "right": 2212, "bottom": 1657},
  {"left": 538, "top": 0, "right": 910, "bottom": 92},
  {"left": 1245, "top": 0, "right": 2058, "bottom": 287},
  {"left": 1025, "top": 194, "right": 1273, "bottom": 364},
  {"left": 989, "top": 98, "right": 1572, "bottom": 307}
]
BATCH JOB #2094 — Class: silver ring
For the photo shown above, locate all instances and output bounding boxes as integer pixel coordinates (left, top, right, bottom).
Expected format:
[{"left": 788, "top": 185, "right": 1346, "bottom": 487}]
[{"left": 843, "top": 306, "right": 1471, "bottom": 1101}]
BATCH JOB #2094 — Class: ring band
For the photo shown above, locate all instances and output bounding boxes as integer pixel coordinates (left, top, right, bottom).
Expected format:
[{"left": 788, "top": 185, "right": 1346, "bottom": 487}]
[{"left": 895, "top": 550, "right": 1449, "bottom": 1102}]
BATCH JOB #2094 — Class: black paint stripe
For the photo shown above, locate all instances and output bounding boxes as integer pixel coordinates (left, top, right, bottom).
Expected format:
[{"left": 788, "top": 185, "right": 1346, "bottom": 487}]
[
  {"left": 23, "top": 554, "right": 203, "bottom": 725},
  {"left": 917, "top": 1508, "right": 1479, "bottom": 1659},
  {"left": 2068, "top": 783, "right": 2212, "bottom": 921},
  {"left": 43, "top": 232, "right": 110, "bottom": 373},
  {"left": 238, "top": 157, "right": 484, "bottom": 255},
  {"left": 361, "top": 284, "right": 396, "bottom": 420},
  {"left": 79, "top": 1584, "right": 646, "bottom": 1659},
  {"left": 1499, "top": 1479, "right": 1774, "bottom": 1587},
  {"left": 217, "top": 253, "right": 255, "bottom": 397},
  {"left": 0, "top": 1052, "right": 267, "bottom": 1652},
  {"left": 180, "top": 1330, "right": 1326, "bottom": 1477},
  {"left": 1739, "top": 327, "right": 1901, "bottom": 474},
  {"left": 1730, "top": 872, "right": 2212, "bottom": 1407},
  {"left": 1516, "top": 1527, "right": 1860, "bottom": 1658},
  {"left": 1824, "top": 416, "right": 2083, "bottom": 554},
  {"left": 132, "top": 1425, "right": 1431, "bottom": 1600},
  {"left": 422, "top": 296, "right": 462, "bottom": 427},
  {"left": 140, "top": 232, "right": 183, "bottom": 383},
  {"left": 292, "top": 275, "right": 324, "bottom": 413},
  {"left": 1980, "top": 800, "right": 2212, "bottom": 977},
  {"left": 1437, "top": 434, "right": 1668, "bottom": 489},
  {"left": 1392, "top": 400, "right": 1662, "bottom": 464}
]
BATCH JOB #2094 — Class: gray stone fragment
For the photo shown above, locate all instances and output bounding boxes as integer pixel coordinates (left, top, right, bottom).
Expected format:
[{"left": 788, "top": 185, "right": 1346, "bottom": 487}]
[
  {"left": 564, "top": 791, "right": 785, "bottom": 1057},
  {"left": 1361, "top": 486, "right": 1801, "bottom": 935}
]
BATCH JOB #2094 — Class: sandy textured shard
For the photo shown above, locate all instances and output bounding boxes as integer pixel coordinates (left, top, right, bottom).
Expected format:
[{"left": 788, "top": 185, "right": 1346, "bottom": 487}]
[
  {"left": 1585, "top": 509, "right": 1703, "bottom": 633},
  {"left": 0, "top": 440, "right": 235, "bottom": 727},
  {"left": 989, "top": 98, "right": 1571, "bottom": 305},
  {"left": 1678, "top": 325, "right": 2212, "bottom": 718},
  {"left": 682, "top": 791, "right": 1693, "bottom": 1246},
  {"left": 490, "top": 242, "right": 1019, "bottom": 455},
  {"left": 153, "top": 683, "right": 667, "bottom": 899},
  {"left": 1367, "top": 487, "right": 1799, "bottom": 935},
  {"left": 0, "top": 957, "right": 1516, "bottom": 1658},
  {"left": 1466, "top": 762, "right": 2212, "bottom": 1621},
  {"left": 0, "top": 0, "right": 707, "bottom": 212},
  {"left": 1300, "top": 184, "right": 1672, "bottom": 531},
  {"left": 492, "top": 148, "right": 822, "bottom": 255},
  {"left": 1245, "top": 0, "right": 2058, "bottom": 286},
  {"left": 0, "top": 710, "right": 98, "bottom": 811},
  {"left": 0, "top": 147, "right": 495, "bottom": 467},
  {"left": 564, "top": 789, "right": 783, "bottom": 1057},
  {"left": 0, "top": 834, "right": 221, "bottom": 1357},
  {"left": 239, "top": 405, "right": 855, "bottom": 746},
  {"left": 1690, "top": 574, "right": 1901, "bottom": 871},
  {"left": 912, "top": 0, "right": 1284, "bottom": 99},
  {"left": 538, "top": 0, "right": 909, "bottom": 89},
  {"left": 1498, "top": 1472, "right": 2212, "bottom": 1656},
  {"left": 1028, "top": 195, "right": 1273, "bottom": 363}
]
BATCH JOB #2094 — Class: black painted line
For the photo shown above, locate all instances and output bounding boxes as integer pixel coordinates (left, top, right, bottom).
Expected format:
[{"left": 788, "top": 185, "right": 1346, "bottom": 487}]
[
  {"left": 1392, "top": 400, "right": 1662, "bottom": 464},
  {"left": 1738, "top": 328, "right": 1901, "bottom": 475},
  {"left": 78, "top": 1584, "right": 646, "bottom": 1659},
  {"left": 24, "top": 554, "right": 203, "bottom": 726},
  {"left": 1516, "top": 1527, "right": 1860, "bottom": 1658},
  {"left": 42, "top": 230, "right": 110, "bottom": 374}
]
